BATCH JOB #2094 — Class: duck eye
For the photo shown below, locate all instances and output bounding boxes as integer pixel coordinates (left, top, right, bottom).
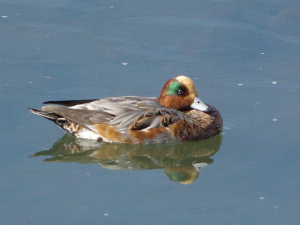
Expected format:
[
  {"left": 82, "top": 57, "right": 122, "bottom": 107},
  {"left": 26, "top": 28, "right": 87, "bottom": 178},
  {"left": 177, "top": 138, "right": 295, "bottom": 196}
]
[{"left": 177, "top": 89, "right": 184, "bottom": 95}]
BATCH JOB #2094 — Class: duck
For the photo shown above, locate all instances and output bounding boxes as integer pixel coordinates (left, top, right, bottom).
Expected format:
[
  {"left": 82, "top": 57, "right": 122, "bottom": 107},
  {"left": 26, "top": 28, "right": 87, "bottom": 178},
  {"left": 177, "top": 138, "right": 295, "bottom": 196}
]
[{"left": 30, "top": 75, "right": 223, "bottom": 144}]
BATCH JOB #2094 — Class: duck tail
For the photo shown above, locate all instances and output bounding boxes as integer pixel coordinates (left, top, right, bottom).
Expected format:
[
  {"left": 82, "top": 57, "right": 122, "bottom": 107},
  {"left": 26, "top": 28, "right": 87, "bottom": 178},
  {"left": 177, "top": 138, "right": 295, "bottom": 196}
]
[
  {"left": 29, "top": 108, "right": 101, "bottom": 140},
  {"left": 29, "top": 108, "right": 71, "bottom": 135},
  {"left": 29, "top": 108, "right": 62, "bottom": 122}
]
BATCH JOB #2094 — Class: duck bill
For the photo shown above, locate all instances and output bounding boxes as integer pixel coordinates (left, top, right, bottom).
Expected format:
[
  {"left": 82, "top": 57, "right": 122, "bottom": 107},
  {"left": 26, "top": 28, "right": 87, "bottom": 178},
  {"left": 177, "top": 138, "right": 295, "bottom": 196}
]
[{"left": 190, "top": 97, "right": 212, "bottom": 112}]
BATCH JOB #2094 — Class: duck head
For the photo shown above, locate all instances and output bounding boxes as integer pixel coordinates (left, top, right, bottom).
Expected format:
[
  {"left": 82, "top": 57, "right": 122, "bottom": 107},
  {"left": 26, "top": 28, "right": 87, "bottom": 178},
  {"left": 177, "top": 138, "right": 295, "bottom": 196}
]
[{"left": 158, "top": 75, "right": 213, "bottom": 113}]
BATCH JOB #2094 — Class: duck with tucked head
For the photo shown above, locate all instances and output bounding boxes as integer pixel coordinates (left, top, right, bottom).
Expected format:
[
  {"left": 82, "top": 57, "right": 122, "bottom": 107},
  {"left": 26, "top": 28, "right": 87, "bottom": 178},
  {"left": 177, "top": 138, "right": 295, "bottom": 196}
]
[{"left": 30, "top": 75, "right": 223, "bottom": 144}]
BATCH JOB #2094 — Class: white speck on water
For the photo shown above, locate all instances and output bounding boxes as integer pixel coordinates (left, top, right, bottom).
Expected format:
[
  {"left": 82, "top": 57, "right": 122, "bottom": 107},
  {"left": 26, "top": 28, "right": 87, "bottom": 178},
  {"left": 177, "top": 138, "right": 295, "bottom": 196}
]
[
  {"left": 86, "top": 173, "right": 90, "bottom": 176},
  {"left": 111, "top": 6, "right": 114, "bottom": 8},
  {"left": 257, "top": 102, "right": 259, "bottom": 104},
  {"left": 261, "top": 52, "right": 265, "bottom": 55},
  {"left": 104, "top": 213, "right": 109, "bottom": 216},
  {"left": 29, "top": 82, "right": 32, "bottom": 84},
  {"left": 16, "top": 13, "right": 19, "bottom": 16},
  {"left": 238, "top": 83, "right": 243, "bottom": 86},
  {"left": 40, "top": 76, "right": 55, "bottom": 79},
  {"left": 259, "top": 197, "right": 265, "bottom": 200},
  {"left": 2, "top": 16, "right": 8, "bottom": 18},
  {"left": 272, "top": 119, "right": 278, "bottom": 122},
  {"left": 122, "top": 62, "right": 128, "bottom": 65},
  {"left": 5, "top": 83, "right": 8, "bottom": 86},
  {"left": 194, "top": 78, "right": 197, "bottom": 79},
  {"left": 272, "top": 81, "right": 277, "bottom": 84},
  {"left": 260, "top": 68, "right": 262, "bottom": 70},
  {"left": 81, "top": 207, "right": 84, "bottom": 210}
]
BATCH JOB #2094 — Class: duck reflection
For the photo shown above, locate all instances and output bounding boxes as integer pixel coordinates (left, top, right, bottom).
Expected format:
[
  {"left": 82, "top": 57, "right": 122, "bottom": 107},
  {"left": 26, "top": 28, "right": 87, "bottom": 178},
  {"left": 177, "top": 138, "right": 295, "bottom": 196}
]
[{"left": 32, "top": 134, "right": 223, "bottom": 184}]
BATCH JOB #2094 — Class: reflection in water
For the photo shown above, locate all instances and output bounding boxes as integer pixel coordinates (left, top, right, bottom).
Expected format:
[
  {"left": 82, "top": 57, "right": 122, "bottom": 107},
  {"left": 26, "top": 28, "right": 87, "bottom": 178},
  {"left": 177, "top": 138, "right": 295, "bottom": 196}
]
[{"left": 32, "top": 134, "right": 223, "bottom": 184}]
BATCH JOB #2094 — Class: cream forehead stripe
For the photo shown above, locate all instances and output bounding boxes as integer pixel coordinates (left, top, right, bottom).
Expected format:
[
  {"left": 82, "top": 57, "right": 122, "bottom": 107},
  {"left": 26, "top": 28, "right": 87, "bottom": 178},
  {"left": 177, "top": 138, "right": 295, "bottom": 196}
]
[{"left": 175, "top": 75, "right": 193, "bottom": 83}]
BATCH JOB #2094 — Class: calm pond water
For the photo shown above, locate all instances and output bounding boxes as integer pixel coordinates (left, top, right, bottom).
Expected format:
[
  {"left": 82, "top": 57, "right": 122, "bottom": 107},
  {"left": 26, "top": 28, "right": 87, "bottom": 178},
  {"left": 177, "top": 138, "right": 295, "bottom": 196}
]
[{"left": 1, "top": 0, "right": 300, "bottom": 224}]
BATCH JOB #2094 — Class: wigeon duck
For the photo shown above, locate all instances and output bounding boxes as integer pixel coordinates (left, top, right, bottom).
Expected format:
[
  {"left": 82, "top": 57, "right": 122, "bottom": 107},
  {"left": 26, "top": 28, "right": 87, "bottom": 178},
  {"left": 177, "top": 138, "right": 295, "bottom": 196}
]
[{"left": 30, "top": 75, "right": 223, "bottom": 144}]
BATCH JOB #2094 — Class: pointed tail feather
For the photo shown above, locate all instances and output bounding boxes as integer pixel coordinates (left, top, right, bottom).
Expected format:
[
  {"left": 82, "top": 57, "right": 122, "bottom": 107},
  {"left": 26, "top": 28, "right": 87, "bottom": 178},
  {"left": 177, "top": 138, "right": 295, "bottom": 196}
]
[{"left": 29, "top": 108, "right": 62, "bottom": 121}]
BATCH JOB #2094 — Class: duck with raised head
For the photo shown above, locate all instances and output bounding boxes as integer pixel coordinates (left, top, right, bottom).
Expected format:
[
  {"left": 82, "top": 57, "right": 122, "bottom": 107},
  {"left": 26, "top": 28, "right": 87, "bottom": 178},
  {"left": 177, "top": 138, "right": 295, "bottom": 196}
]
[{"left": 30, "top": 75, "right": 223, "bottom": 144}]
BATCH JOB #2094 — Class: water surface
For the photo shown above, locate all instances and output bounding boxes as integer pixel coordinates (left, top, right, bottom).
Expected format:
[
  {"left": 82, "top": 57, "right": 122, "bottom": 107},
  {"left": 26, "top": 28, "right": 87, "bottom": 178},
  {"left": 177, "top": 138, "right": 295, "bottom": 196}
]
[{"left": 1, "top": 1, "right": 300, "bottom": 224}]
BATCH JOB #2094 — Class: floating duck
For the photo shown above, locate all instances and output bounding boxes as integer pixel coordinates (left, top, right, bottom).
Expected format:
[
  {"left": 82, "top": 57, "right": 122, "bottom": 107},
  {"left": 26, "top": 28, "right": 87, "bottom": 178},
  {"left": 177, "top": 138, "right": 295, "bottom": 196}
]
[{"left": 30, "top": 75, "right": 223, "bottom": 144}]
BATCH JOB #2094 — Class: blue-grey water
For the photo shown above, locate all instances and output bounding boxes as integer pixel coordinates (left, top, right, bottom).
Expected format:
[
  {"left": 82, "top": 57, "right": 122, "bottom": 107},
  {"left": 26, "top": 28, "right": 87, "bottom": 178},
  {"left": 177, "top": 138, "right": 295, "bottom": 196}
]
[{"left": 1, "top": 1, "right": 300, "bottom": 224}]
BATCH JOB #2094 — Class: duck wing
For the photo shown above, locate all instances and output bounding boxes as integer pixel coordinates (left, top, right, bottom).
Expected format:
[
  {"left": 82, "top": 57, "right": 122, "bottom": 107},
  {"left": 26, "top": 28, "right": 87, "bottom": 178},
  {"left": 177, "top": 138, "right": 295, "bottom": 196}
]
[
  {"left": 69, "top": 96, "right": 161, "bottom": 112},
  {"left": 40, "top": 96, "right": 161, "bottom": 127},
  {"left": 40, "top": 105, "right": 113, "bottom": 126},
  {"left": 110, "top": 108, "right": 185, "bottom": 132},
  {"left": 40, "top": 97, "right": 186, "bottom": 134}
]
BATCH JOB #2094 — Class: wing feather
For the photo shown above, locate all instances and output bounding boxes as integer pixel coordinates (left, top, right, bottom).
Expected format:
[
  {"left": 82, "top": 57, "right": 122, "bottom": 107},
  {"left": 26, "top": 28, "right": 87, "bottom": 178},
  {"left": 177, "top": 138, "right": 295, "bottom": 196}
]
[{"left": 40, "top": 97, "right": 189, "bottom": 134}]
